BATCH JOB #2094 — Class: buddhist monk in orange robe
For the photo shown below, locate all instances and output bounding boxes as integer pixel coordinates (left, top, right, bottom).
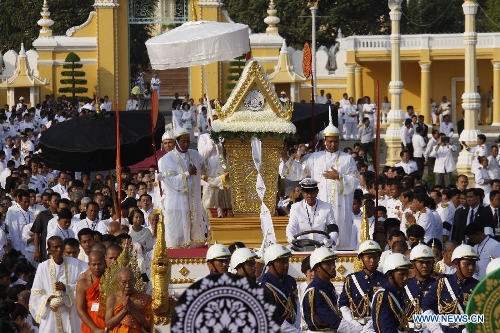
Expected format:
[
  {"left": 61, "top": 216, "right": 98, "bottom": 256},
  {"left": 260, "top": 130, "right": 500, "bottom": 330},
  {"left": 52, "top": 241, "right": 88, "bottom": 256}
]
[
  {"left": 106, "top": 268, "right": 153, "bottom": 333},
  {"left": 76, "top": 250, "right": 107, "bottom": 333}
]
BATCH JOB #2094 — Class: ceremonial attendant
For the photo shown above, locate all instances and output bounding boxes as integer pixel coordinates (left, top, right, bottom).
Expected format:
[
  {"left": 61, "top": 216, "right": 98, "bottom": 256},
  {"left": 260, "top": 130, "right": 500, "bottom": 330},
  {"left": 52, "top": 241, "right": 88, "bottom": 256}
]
[
  {"left": 303, "top": 246, "right": 364, "bottom": 332},
  {"left": 279, "top": 111, "right": 359, "bottom": 248},
  {"left": 76, "top": 250, "right": 107, "bottom": 333},
  {"left": 404, "top": 243, "right": 437, "bottom": 332},
  {"left": 286, "top": 178, "right": 337, "bottom": 247},
  {"left": 206, "top": 243, "right": 231, "bottom": 275},
  {"left": 421, "top": 244, "right": 480, "bottom": 333},
  {"left": 105, "top": 268, "right": 153, "bottom": 333},
  {"left": 231, "top": 247, "right": 258, "bottom": 280},
  {"left": 30, "top": 236, "right": 87, "bottom": 333},
  {"left": 339, "top": 240, "right": 386, "bottom": 329},
  {"left": 260, "top": 244, "right": 301, "bottom": 332},
  {"left": 157, "top": 127, "right": 206, "bottom": 248},
  {"left": 372, "top": 253, "right": 413, "bottom": 333}
]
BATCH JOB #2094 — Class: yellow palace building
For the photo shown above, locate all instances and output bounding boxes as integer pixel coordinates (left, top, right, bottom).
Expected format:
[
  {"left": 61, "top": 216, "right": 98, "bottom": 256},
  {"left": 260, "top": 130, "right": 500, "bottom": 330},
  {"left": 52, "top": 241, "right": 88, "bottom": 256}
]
[{"left": 2, "top": 0, "right": 499, "bottom": 128}]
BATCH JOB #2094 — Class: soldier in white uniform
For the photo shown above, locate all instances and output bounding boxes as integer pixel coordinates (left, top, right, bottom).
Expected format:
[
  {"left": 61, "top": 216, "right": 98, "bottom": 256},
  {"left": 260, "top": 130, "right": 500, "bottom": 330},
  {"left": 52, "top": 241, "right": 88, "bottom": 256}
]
[{"left": 286, "top": 178, "right": 337, "bottom": 247}]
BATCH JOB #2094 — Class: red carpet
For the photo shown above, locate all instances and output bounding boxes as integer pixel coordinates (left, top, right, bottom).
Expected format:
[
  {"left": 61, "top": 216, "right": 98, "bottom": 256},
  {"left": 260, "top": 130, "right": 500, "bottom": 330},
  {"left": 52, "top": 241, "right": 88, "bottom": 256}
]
[{"left": 168, "top": 246, "right": 208, "bottom": 258}]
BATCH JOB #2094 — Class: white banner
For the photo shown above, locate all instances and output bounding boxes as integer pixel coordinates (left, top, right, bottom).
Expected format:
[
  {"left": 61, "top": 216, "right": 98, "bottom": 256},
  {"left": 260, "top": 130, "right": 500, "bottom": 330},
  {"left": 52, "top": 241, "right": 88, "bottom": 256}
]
[{"left": 251, "top": 138, "right": 277, "bottom": 248}]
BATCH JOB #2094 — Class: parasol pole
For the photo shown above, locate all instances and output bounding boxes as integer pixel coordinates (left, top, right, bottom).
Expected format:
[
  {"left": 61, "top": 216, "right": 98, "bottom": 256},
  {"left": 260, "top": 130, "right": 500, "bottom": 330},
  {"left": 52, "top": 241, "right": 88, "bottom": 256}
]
[
  {"left": 115, "top": 102, "right": 122, "bottom": 221},
  {"left": 150, "top": 90, "right": 163, "bottom": 197},
  {"left": 375, "top": 80, "right": 380, "bottom": 211},
  {"left": 203, "top": 65, "right": 213, "bottom": 125}
]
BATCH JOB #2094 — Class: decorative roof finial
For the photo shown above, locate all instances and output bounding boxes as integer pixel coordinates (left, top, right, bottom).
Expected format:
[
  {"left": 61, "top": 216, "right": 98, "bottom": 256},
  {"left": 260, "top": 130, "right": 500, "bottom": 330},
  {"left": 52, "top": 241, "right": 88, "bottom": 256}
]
[
  {"left": 19, "top": 43, "right": 26, "bottom": 58},
  {"left": 264, "top": 0, "right": 280, "bottom": 34},
  {"left": 37, "top": 0, "right": 54, "bottom": 37},
  {"left": 337, "top": 27, "right": 343, "bottom": 39}
]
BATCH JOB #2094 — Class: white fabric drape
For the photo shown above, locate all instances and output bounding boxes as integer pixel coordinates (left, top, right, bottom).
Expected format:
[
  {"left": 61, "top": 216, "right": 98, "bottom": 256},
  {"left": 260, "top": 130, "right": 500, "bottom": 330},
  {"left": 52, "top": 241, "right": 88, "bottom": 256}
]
[{"left": 251, "top": 138, "right": 277, "bottom": 247}]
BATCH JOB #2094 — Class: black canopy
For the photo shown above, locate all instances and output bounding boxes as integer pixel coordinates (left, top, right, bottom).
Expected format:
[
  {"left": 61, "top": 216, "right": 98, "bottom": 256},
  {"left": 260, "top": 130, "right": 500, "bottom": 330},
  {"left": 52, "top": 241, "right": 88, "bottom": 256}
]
[{"left": 39, "top": 111, "right": 164, "bottom": 172}]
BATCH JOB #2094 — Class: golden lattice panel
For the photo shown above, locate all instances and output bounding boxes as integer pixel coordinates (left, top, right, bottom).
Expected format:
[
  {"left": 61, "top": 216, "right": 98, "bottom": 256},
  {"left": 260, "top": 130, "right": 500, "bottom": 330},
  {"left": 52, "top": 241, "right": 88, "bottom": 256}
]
[{"left": 224, "top": 138, "right": 283, "bottom": 215}]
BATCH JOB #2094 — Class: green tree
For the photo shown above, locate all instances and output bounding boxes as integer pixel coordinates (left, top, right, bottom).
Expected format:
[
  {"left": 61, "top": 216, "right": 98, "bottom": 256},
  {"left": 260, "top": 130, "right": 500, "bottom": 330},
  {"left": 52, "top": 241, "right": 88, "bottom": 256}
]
[
  {"left": 484, "top": 0, "right": 500, "bottom": 31},
  {"left": 0, "top": 0, "right": 94, "bottom": 52},
  {"left": 226, "top": 56, "right": 246, "bottom": 98},
  {"left": 59, "top": 52, "right": 88, "bottom": 100},
  {"left": 223, "top": 0, "right": 389, "bottom": 49}
]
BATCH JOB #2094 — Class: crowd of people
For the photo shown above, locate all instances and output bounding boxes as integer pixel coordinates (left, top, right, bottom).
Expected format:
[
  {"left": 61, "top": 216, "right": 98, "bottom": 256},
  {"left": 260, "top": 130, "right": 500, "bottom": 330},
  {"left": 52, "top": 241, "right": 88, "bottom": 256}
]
[{"left": 0, "top": 87, "right": 497, "bottom": 333}]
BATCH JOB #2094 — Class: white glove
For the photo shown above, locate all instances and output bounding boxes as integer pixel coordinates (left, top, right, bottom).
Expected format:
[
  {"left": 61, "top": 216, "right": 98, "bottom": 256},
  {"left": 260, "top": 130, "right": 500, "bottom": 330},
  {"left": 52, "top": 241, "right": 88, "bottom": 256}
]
[
  {"left": 156, "top": 172, "right": 164, "bottom": 182},
  {"left": 323, "top": 237, "right": 334, "bottom": 247},
  {"left": 337, "top": 318, "right": 363, "bottom": 333},
  {"left": 363, "top": 319, "right": 375, "bottom": 333},
  {"left": 423, "top": 310, "right": 443, "bottom": 333},
  {"left": 339, "top": 306, "right": 353, "bottom": 321},
  {"left": 329, "top": 232, "right": 339, "bottom": 246}
]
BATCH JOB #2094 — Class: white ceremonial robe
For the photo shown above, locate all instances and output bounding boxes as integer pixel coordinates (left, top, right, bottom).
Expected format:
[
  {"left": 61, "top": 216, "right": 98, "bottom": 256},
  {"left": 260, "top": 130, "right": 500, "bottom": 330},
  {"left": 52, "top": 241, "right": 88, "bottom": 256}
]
[
  {"left": 172, "top": 109, "right": 183, "bottom": 130},
  {"left": 30, "top": 257, "right": 87, "bottom": 333},
  {"left": 280, "top": 150, "right": 360, "bottom": 249},
  {"left": 198, "top": 134, "right": 231, "bottom": 212},
  {"left": 474, "top": 167, "right": 492, "bottom": 205},
  {"left": 351, "top": 215, "right": 376, "bottom": 249},
  {"left": 473, "top": 236, "right": 500, "bottom": 280},
  {"left": 286, "top": 199, "right": 336, "bottom": 244},
  {"left": 159, "top": 148, "right": 206, "bottom": 248}
]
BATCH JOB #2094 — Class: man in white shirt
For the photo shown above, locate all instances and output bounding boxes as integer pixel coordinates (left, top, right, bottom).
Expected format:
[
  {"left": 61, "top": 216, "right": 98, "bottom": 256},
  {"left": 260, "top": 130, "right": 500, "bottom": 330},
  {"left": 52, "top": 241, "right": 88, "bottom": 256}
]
[
  {"left": 437, "top": 95, "right": 451, "bottom": 124},
  {"left": 51, "top": 171, "right": 69, "bottom": 195},
  {"left": 465, "top": 222, "right": 500, "bottom": 280},
  {"left": 395, "top": 150, "right": 418, "bottom": 175},
  {"left": 73, "top": 202, "right": 99, "bottom": 236},
  {"left": 464, "top": 134, "right": 488, "bottom": 174},
  {"left": 430, "top": 134, "right": 457, "bottom": 187},
  {"left": 7, "top": 191, "right": 34, "bottom": 256},
  {"left": 487, "top": 144, "right": 500, "bottom": 180},
  {"left": 0, "top": 160, "right": 14, "bottom": 188},
  {"left": 400, "top": 118, "right": 414, "bottom": 158},
  {"left": 407, "top": 194, "right": 436, "bottom": 242},
  {"left": 412, "top": 126, "right": 427, "bottom": 176},
  {"left": 100, "top": 95, "right": 112, "bottom": 111},
  {"left": 286, "top": 178, "right": 337, "bottom": 248},
  {"left": 439, "top": 114, "right": 454, "bottom": 137},
  {"left": 435, "top": 240, "right": 458, "bottom": 274},
  {"left": 351, "top": 198, "right": 376, "bottom": 248},
  {"left": 357, "top": 117, "right": 374, "bottom": 164},
  {"left": 433, "top": 189, "right": 456, "bottom": 241},
  {"left": 151, "top": 73, "right": 161, "bottom": 98},
  {"left": 316, "top": 90, "right": 327, "bottom": 104},
  {"left": 362, "top": 96, "right": 376, "bottom": 128},
  {"left": 424, "top": 129, "right": 439, "bottom": 176}
]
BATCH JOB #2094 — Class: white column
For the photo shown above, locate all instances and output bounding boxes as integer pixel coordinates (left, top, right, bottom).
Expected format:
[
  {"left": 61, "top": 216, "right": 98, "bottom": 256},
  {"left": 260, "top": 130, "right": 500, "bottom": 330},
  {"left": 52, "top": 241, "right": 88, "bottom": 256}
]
[
  {"left": 491, "top": 62, "right": 500, "bottom": 126},
  {"left": 385, "top": 0, "right": 405, "bottom": 166},
  {"left": 457, "top": 0, "right": 481, "bottom": 184}
]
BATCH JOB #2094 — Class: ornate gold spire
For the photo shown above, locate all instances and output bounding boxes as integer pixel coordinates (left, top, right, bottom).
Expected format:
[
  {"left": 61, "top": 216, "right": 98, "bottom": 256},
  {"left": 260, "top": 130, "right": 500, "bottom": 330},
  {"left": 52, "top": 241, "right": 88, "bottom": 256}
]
[
  {"left": 151, "top": 209, "right": 174, "bottom": 325},
  {"left": 37, "top": 0, "right": 54, "bottom": 37},
  {"left": 354, "top": 205, "right": 369, "bottom": 272},
  {"left": 264, "top": 0, "right": 280, "bottom": 34}
]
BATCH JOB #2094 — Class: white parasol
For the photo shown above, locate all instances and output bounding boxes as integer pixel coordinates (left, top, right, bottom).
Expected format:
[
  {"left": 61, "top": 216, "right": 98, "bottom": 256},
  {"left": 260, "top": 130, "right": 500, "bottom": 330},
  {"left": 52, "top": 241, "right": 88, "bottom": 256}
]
[{"left": 145, "top": 20, "right": 250, "bottom": 70}]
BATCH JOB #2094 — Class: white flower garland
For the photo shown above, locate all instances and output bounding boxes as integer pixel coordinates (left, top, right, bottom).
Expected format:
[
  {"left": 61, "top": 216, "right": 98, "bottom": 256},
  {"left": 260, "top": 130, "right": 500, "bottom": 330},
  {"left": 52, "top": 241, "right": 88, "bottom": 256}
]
[{"left": 212, "top": 109, "right": 296, "bottom": 134}]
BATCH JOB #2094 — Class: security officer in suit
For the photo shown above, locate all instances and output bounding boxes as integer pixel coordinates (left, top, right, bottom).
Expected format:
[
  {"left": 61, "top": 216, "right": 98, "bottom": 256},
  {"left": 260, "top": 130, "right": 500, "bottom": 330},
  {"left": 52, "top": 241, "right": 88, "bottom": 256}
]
[
  {"left": 404, "top": 243, "right": 437, "bottom": 332},
  {"left": 260, "top": 244, "right": 301, "bottom": 332},
  {"left": 303, "top": 246, "right": 364, "bottom": 332},
  {"left": 339, "top": 240, "right": 387, "bottom": 329},
  {"left": 372, "top": 253, "right": 413, "bottom": 333},
  {"left": 421, "top": 244, "right": 479, "bottom": 332}
]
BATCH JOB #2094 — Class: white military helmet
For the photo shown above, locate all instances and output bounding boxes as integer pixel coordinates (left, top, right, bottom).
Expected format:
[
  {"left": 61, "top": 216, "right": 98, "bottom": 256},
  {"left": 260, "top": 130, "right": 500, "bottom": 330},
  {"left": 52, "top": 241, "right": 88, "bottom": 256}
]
[
  {"left": 383, "top": 253, "right": 413, "bottom": 274},
  {"left": 310, "top": 246, "right": 338, "bottom": 269},
  {"left": 231, "top": 248, "right": 258, "bottom": 269},
  {"left": 206, "top": 243, "right": 231, "bottom": 261},
  {"left": 264, "top": 244, "right": 292, "bottom": 266},
  {"left": 486, "top": 257, "right": 500, "bottom": 276},
  {"left": 451, "top": 244, "right": 479, "bottom": 262},
  {"left": 410, "top": 243, "right": 435, "bottom": 261},
  {"left": 358, "top": 240, "right": 382, "bottom": 257}
]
